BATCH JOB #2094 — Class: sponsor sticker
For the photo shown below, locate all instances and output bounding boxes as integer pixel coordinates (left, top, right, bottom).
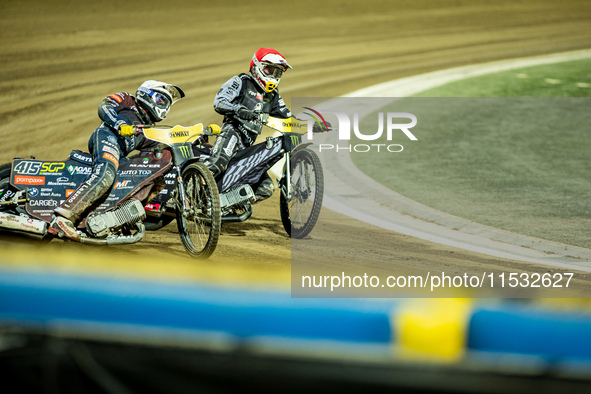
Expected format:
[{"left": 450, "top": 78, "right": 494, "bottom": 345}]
[
  {"left": 103, "top": 152, "right": 119, "bottom": 167},
  {"left": 145, "top": 203, "right": 161, "bottom": 212},
  {"left": 224, "top": 135, "right": 238, "bottom": 156},
  {"left": 13, "top": 161, "right": 41, "bottom": 175},
  {"left": 67, "top": 165, "right": 92, "bottom": 176},
  {"left": 0, "top": 190, "right": 15, "bottom": 203},
  {"left": 113, "top": 180, "right": 132, "bottom": 190},
  {"left": 14, "top": 175, "right": 45, "bottom": 185},
  {"left": 102, "top": 145, "right": 119, "bottom": 157},
  {"left": 169, "top": 130, "right": 190, "bottom": 138},
  {"left": 40, "top": 162, "right": 65, "bottom": 173},
  {"left": 29, "top": 199, "right": 58, "bottom": 207},
  {"left": 71, "top": 152, "right": 93, "bottom": 164},
  {"left": 109, "top": 94, "right": 123, "bottom": 103}
]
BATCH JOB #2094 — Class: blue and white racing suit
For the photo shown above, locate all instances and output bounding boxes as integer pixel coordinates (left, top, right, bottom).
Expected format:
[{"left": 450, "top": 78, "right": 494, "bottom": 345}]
[{"left": 54, "top": 92, "right": 155, "bottom": 223}]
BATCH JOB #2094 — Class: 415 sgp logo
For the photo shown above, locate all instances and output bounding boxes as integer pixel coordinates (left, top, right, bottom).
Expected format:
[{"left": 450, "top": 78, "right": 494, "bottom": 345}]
[{"left": 304, "top": 107, "right": 417, "bottom": 153}]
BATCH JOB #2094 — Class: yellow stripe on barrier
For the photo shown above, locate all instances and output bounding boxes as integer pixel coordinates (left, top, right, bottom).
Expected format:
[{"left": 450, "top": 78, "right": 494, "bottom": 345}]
[{"left": 394, "top": 298, "right": 472, "bottom": 361}]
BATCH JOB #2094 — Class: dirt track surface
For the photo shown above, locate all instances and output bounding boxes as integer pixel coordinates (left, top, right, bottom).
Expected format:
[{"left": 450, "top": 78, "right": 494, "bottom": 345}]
[{"left": 2, "top": 0, "right": 591, "bottom": 295}]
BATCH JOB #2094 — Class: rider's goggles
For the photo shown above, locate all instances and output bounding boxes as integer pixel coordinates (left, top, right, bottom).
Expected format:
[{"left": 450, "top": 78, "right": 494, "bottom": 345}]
[
  {"left": 262, "top": 65, "right": 283, "bottom": 79},
  {"left": 148, "top": 90, "right": 171, "bottom": 109}
]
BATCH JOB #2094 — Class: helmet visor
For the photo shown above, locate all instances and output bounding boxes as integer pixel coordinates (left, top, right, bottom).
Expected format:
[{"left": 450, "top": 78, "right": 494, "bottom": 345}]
[
  {"left": 149, "top": 90, "right": 171, "bottom": 109},
  {"left": 262, "top": 65, "right": 283, "bottom": 79}
]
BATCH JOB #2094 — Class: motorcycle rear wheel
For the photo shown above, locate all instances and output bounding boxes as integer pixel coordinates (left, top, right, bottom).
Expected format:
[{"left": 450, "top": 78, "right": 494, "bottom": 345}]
[
  {"left": 176, "top": 163, "right": 221, "bottom": 259},
  {"left": 0, "top": 163, "right": 11, "bottom": 193},
  {"left": 280, "top": 149, "right": 324, "bottom": 238},
  {"left": 0, "top": 163, "right": 12, "bottom": 211}
]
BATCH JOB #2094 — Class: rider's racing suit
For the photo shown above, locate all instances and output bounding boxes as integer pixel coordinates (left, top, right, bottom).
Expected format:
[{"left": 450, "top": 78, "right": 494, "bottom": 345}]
[
  {"left": 206, "top": 73, "right": 293, "bottom": 202},
  {"left": 54, "top": 92, "right": 155, "bottom": 224}
]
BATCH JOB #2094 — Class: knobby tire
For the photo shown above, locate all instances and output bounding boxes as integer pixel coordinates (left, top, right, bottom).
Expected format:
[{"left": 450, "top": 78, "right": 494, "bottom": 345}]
[
  {"left": 176, "top": 163, "right": 221, "bottom": 259},
  {"left": 280, "top": 149, "right": 324, "bottom": 239}
]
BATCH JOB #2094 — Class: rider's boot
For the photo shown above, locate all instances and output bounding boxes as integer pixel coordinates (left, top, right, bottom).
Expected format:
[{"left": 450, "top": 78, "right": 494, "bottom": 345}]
[
  {"left": 48, "top": 215, "right": 81, "bottom": 241},
  {"left": 254, "top": 174, "right": 275, "bottom": 203}
]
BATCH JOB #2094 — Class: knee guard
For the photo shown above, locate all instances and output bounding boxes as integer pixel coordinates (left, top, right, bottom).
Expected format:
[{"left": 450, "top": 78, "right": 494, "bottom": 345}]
[{"left": 55, "top": 160, "right": 117, "bottom": 223}]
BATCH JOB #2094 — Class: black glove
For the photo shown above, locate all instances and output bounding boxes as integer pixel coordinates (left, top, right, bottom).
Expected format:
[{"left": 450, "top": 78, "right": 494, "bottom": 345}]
[
  {"left": 236, "top": 107, "right": 258, "bottom": 121},
  {"left": 313, "top": 120, "right": 332, "bottom": 133}
]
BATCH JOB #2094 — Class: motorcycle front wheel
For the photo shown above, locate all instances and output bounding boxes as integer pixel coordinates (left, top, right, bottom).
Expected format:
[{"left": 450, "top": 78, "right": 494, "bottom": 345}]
[
  {"left": 176, "top": 163, "right": 221, "bottom": 259},
  {"left": 280, "top": 149, "right": 324, "bottom": 239}
]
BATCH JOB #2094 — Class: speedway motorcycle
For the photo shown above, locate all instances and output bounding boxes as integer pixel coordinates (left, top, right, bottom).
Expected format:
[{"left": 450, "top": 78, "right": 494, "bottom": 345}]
[
  {"left": 0, "top": 124, "right": 221, "bottom": 259},
  {"left": 144, "top": 116, "right": 325, "bottom": 239}
]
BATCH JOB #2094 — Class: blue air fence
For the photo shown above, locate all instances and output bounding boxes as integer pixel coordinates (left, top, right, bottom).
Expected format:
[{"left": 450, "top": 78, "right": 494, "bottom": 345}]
[{"left": 0, "top": 269, "right": 590, "bottom": 373}]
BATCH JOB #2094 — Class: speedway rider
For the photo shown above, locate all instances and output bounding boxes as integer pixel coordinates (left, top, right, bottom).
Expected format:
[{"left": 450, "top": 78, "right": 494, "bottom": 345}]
[
  {"left": 49, "top": 80, "right": 185, "bottom": 241},
  {"left": 205, "top": 47, "right": 293, "bottom": 202}
]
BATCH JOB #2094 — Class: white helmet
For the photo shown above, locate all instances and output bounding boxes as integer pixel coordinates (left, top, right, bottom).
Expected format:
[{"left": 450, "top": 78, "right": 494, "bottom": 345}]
[
  {"left": 249, "top": 48, "right": 292, "bottom": 93},
  {"left": 136, "top": 80, "right": 185, "bottom": 122}
]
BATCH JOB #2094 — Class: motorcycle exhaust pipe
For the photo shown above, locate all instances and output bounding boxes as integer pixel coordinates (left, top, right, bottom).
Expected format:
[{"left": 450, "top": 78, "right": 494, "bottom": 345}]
[{"left": 0, "top": 212, "right": 48, "bottom": 238}]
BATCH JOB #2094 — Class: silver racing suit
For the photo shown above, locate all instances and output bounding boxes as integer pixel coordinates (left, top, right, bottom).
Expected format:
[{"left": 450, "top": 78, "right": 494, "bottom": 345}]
[{"left": 207, "top": 73, "right": 292, "bottom": 201}]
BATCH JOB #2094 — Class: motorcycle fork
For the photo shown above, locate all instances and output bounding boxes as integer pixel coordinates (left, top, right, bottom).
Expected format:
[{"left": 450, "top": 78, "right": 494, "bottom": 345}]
[
  {"left": 174, "top": 165, "right": 191, "bottom": 218},
  {"left": 282, "top": 152, "right": 292, "bottom": 201}
]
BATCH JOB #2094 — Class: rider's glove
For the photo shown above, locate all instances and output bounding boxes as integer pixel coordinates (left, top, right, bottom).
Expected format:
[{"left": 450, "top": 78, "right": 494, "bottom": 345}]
[
  {"left": 208, "top": 124, "right": 221, "bottom": 134},
  {"left": 119, "top": 124, "right": 146, "bottom": 137},
  {"left": 236, "top": 107, "right": 258, "bottom": 121},
  {"left": 119, "top": 124, "right": 135, "bottom": 137}
]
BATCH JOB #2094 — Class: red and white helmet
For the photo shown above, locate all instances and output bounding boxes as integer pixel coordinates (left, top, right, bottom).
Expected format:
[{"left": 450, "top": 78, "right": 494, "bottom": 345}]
[{"left": 249, "top": 48, "right": 292, "bottom": 93}]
